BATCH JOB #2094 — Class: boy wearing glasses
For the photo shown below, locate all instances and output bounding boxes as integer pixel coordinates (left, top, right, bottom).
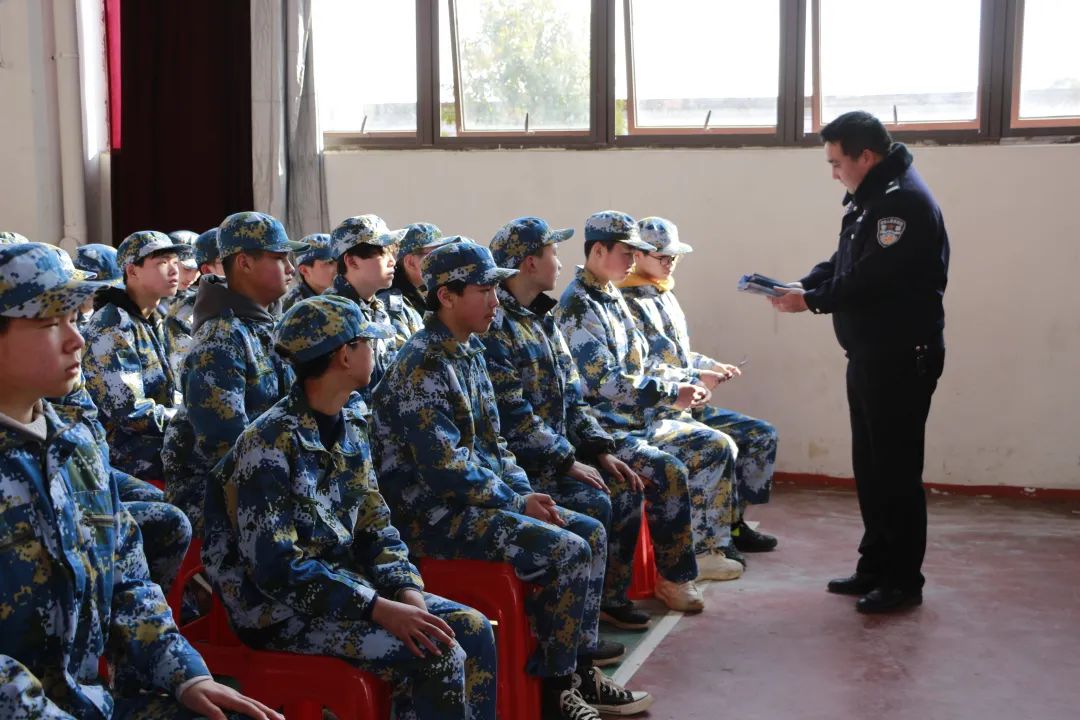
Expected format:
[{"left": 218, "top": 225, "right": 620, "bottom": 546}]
[{"left": 619, "top": 217, "right": 779, "bottom": 563}]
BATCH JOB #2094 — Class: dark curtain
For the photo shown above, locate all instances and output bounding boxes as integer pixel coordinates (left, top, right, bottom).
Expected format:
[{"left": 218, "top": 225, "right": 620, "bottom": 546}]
[{"left": 109, "top": 0, "right": 252, "bottom": 244}]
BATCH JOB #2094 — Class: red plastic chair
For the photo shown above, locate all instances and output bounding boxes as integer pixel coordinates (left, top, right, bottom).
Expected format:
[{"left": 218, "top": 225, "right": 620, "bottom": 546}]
[
  {"left": 166, "top": 538, "right": 203, "bottom": 620},
  {"left": 174, "top": 563, "right": 392, "bottom": 720},
  {"left": 418, "top": 558, "right": 541, "bottom": 720},
  {"left": 628, "top": 510, "right": 657, "bottom": 600}
]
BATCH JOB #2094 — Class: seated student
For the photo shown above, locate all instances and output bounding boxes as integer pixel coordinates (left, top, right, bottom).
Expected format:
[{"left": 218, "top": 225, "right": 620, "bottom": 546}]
[
  {"left": 372, "top": 240, "right": 652, "bottom": 720},
  {"left": 0, "top": 242, "right": 278, "bottom": 720},
  {"left": 74, "top": 243, "right": 122, "bottom": 332},
  {"left": 485, "top": 216, "right": 692, "bottom": 628},
  {"left": 81, "top": 231, "right": 190, "bottom": 481},
  {"left": 620, "top": 217, "right": 780, "bottom": 559},
  {"left": 326, "top": 214, "right": 406, "bottom": 402},
  {"left": 165, "top": 228, "right": 224, "bottom": 380},
  {"left": 204, "top": 295, "right": 497, "bottom": 720},
  {"left": 376, "top": 222, "right": 453, "bottom": 346},
  {"left": 163, "top": 212, "right": 306, "bottom": 536},
  {"left": 556, "top": 211, "right": 745, "bottom": 595},
  {"left": 280, "top": 232, "right": 336, "bottom": 312}
]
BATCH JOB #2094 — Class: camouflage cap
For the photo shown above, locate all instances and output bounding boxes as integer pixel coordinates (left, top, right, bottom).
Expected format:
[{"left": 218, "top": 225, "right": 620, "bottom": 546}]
[
  {"left": 637, "top": 216, "right": 694, "bottom": 256},
  {"left": 50, "top": 246, "right": 95, "bottom": 282},
  {"left": 330, "top": 214, "right": 407, "bottom": 260},
  {"left": 275, "top": 294, "right": 393, "bottom": 363},
  {"left": 169, "top": 230, "right": 201, "bottom": 269},
  {"left": 117, "top": 230, "right": 194, "bottom": 269},
  {"left": 490, "top": 216, "right": 574, "bottom": 270},
  {"left": 0, "top": 243, "right": 109, "bottom": 318},
  {"left": 218, "top": 211, "right": 309, "bottom": 259},
  {"left": 294, "top": 233, "right": 335, "bottom": 266},
  {"left": 75, "top": 244, "right": 122, "bottom": 286},
  {"left": 583, "top": 210, "right": 652, "bottom": 251},
  {"left": 397, "top": 222, "right": 453, "bottom": 260},
  {"left": 421, "top": 238, "right": 517, "bottom": 292},
  {"left": 194, "top": 228, "right": 221, "bottom": 267},
  {"left": 0, "top": 231, "right": 29, "bottom": 245}
]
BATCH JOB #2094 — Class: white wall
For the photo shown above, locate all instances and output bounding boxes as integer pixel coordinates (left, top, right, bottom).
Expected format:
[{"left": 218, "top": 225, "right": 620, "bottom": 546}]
[{"left": 326, "top": 142, "right": 1080, "bottom": 490}]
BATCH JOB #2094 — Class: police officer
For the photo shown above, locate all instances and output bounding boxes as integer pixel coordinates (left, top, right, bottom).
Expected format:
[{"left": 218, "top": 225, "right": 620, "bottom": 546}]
[{"left": 771, "top": 110, "right": 949, "bottom": 613}]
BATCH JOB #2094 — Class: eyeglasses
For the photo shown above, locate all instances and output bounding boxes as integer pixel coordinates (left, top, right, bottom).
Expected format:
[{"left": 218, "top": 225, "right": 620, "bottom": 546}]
[{"left": 647, "top": 253, "right": 677, "bottom": 266}]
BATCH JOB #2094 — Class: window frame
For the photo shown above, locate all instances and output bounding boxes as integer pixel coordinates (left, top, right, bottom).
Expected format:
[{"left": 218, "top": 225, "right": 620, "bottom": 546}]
[{"left": 319, "top": 0, "right": 1080, "bottom": 151}]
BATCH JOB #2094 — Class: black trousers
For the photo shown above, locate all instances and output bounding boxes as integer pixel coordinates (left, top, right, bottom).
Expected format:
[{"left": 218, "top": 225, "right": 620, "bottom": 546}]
[{"left": 846, "top": 345, "right": 944, "bottom": 591}]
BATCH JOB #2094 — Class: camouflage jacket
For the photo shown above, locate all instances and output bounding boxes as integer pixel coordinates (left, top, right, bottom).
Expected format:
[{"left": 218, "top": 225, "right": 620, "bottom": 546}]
[
  {"left": 371, "top": 315, "right": 532, "bottom": 529},
  {"left": 374, "top": 285, "right": 425, "bottom": 351},
  {"left": 619, "top": 277, "right": 718, "bottom": 383},
  {"left": 163, "top": 286, "right": 197, "bottom": 381},
  {"left": 81, "top": 288, "right": 180, "bottom": 479},
  {"left": 0, "top": 401, "right": 207, "bottom": 718},
  {"left": 555, "top": 266, "right": 683, "bottom": 437},
  {"left": 204, "top": 385, "right": 423, "bottom": 638},
  {"left": 280, "top": 277, "right": 318, "bottom": 314},
  {"left": 326, "top": 275, "right": 395, "bottom": 404},
  {"left": 482, "top": 287, "right": 614, "bottom": 484},
  {"left": 177, "top": 277, "right": 295, "bottom": 478}
]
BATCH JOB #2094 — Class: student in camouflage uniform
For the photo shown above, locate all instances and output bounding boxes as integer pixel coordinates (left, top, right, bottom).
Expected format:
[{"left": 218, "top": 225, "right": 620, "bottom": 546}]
[
  {"left": 163, "top": 212, "right": 306, "bottom": 536},
  {"left": 81, "top": 231, "right": 190, "bottom": 481},
  {"left": 376, "top": 222, "right": 454, "bottom": 347},
  {"left": 0, "top": 230, "right": 29, "bottom": 244},
  {"left": 280, "top": 232, "right": 336, "bottom": 312},
  {"left": 164, "top": 228, "right": 224, "bottom": 380},
  {"left": 556, "top": 211, "right": 745, "bottom": 599},
  {"left": 205, "top": 295, "right": 497, "bottom": 720},
  {"left": 620, "top": 217, "right": 779, "bottom": 559},
  {"left": 169, "top": 230, "right": 202, "bottom": 293},
  {"left": 484, "top": 216, "right": 693, "bottom": 628},
  {"left": 0, "top": 242, "right": 280, "bottom": 720},
  {"left": 372, "top": 241, "right": 652, "bottom": 720},
  {"left": 325, "top": 214, "right": 406, "bottom": 403},
  {"left": 73, "top": 243, "right": 122, "bottom": 332}
]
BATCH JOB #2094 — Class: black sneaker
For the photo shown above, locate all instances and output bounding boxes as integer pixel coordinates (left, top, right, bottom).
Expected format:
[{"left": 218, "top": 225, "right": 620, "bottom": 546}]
[
  {"left": 543, "top": 679, "right": 601, "bottom": 720},
  {"left": 721, "top": 543, "right": 747, "bottom": 568},
  {"left": 732, "top": 520, "right": 778, "bottom": 552},
  {"left": 580, "top": 638, "right": 625, "bottom": 668},
  {"left": 575, "top": 665, "right": 654, "bottom": 716},
  {"left": 599, "top": 603, "right": 651, "bottom": 631}
]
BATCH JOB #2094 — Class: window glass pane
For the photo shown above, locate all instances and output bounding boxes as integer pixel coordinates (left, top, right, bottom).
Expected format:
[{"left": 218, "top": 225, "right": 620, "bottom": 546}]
[
  {"left": 629, "top": 0, "right": 779, "bottom": 129},
  {"left": 804, "top": 11, "right": 813, "bottom": 133},
  {"left": 1017, "top": 0, "right": 1080, "bottom": 120},
  {"left": 615, "top": 0, "right": 629, "bottom": 135},
  {"left": 442, "top": 0, "right": 591, "bottom": 133},
  {"left": 818, "top": 0, "right": 980, "bottom": 125},
  {"left": 313, "top": 0, "right": 417, "bottom": 134}
]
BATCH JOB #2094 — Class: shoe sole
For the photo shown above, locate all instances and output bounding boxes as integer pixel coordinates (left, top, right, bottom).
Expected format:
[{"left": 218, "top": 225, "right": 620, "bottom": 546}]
[
  {"left": 591, "top": 650, "right": 626, "bottom": 668},
  {"left": 827, "top": 585, "right": 875, "bottom": 596},
  {"left": 855, "top": 595, "right": 923, "bottom": 614},
  {"left": 599, "top": 611, "right": 651, "bottom": 631},
  {"left": 591, "top": 694, "right": 654, "bottom": 715},
  {"left": 696, "top": 569, "right": 743, "bottom": 582}
]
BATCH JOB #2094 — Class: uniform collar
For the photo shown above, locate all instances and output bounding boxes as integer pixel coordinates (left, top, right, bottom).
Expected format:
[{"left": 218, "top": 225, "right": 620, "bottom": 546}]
[
  {"left": 496, "top": 285, "right": 557, "bottom": 319},
  {"left": 0, "top": 400, "right": 79, "bottom": 453},
  {"left": 575, "top": 265, "right": 621, "bottom": 302},
  {"left": 618, "top": 269, "right": 674, "bottom": 293},
  {"left": 424, "top": 314, "right": 486, "bottom": 359},
  {"left": 289, "top": 384, "right": 363, "bottom": 457},
  {"left": 848, "top": 142, "right": 913, "bottom": 206},
  {"left": 330, "top": 274, "right": 384, "bottom": 314}
]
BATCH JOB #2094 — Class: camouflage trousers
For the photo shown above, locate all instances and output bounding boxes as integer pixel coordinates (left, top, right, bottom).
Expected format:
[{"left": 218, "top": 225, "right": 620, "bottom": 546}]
[
  {"left": 642, "top": 415, "right": 738, "bottom": 556},
  {"left": 254, "top": 593, "right": 496, "bottom": 720},
  {"left": 603, "top": 437, "right": 700, "bottom": 605},
  {"left": 694, "top": 407, "right": 778, "bottom": 509},
  {"left": 124, "top": 500, "right": 192, "bottom": 595},
  {"left": 405, "top": 506, "right": 606, "bottom": 678}
]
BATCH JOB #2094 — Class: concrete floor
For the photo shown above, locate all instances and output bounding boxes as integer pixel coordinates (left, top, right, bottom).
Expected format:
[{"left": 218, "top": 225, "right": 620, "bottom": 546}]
[{"left": 627, "top": 484, "right": 1080, "bottom": 720}]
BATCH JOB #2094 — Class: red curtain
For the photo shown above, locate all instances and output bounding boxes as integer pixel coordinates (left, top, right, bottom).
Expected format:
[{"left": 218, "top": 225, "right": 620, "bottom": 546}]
[{"left": 107, "top": 0, "right": 253, "bottom": 243}]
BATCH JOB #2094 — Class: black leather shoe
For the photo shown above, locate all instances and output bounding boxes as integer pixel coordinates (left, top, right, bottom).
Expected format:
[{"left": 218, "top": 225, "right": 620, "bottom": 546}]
[
  {"left": 732, "top": 520, "right": 778, "bottom": 552},
  {"left": 826, "top": 573, "right": 878, "bottom": 596},
  {"left": 855, "top": 586, "right": 923, "bottom": 614}
]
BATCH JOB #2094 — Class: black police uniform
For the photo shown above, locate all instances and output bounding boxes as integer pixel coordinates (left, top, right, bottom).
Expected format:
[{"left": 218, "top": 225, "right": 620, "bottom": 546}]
[{"left": 801, "top": 142, "right": 949, "bottom": 592}]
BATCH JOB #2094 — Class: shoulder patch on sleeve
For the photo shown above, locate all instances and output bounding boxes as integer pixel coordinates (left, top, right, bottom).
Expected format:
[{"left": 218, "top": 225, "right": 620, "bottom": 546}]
[{"left": 877, "top": 217, "right": 906, "bottom": 248}]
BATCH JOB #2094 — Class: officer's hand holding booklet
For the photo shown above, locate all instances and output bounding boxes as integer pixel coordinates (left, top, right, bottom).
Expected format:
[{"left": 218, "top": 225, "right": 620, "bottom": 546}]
[{"left": 737, "top": 273, "right": 790, "bottom": 297}]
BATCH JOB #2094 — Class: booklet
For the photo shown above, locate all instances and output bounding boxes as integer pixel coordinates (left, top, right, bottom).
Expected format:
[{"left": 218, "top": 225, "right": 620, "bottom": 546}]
[{"left": 737, "top": 273, "right": 789, "bottom": 297}]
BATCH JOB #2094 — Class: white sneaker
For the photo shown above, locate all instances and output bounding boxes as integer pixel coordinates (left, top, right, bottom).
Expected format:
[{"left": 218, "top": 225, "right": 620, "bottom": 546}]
[
  {"left": 696, "top": 551, "right": 744, "bottom": 581},
  {"left": 655, "top": 577, "right": 705, "bottom": 613}
]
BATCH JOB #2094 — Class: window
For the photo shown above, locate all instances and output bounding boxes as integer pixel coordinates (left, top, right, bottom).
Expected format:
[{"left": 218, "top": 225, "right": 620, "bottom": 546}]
[
  {"left": 312, "top": 0, "right": 418, "bottom": 140},
  {"left": 311, "top": 0, "right": 1080, "bottom": 149},
  {"left": 807, "top": 0, "right": 982, "bottom": 132},
  {"left": 620, "top": 0, "right": 780, "bottom": 135},
  {"left": 1012, "top": 0, "right": 1080, "bottom": 128},
  {"left": 440, "top": 0, "right": 592, "bottom": 136}
]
